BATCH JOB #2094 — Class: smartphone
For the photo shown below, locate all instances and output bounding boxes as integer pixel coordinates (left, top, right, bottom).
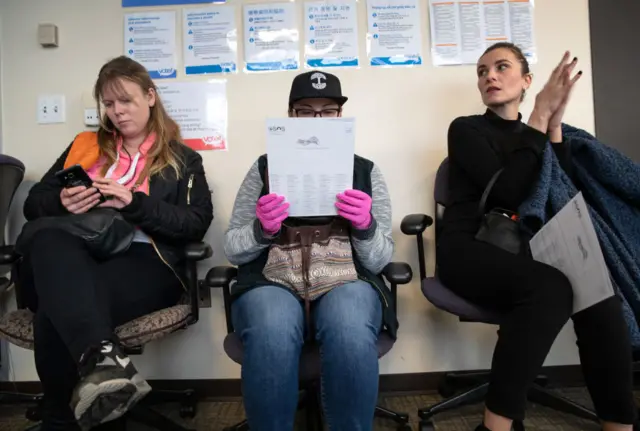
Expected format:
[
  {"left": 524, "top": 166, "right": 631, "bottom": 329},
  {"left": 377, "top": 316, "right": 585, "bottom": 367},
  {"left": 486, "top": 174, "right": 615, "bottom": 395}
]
[{"left": 55, "top": 164, "right": 106, "bottom": 203}]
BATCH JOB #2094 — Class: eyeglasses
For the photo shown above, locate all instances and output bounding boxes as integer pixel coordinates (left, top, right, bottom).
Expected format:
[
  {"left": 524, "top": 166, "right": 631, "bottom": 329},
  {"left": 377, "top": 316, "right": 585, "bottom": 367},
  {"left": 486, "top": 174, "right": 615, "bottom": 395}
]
[{"left": 293, "top": 108, "right": 341, "bottom": 118}]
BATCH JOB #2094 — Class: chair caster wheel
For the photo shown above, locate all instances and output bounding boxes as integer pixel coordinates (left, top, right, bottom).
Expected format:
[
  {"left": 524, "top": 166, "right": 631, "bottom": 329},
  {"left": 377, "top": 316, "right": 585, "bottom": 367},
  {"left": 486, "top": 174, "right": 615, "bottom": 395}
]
[
  {"left": 398, "top": 412, "right": 409, "bottom": 422},
  {"left": 420, "top": 419, "right": 435, "bottom": 431},
  {"left": 437, "top": 380, "right": 456, "bottom": 398},
  {"left": 179, "top": 404, "right": 197, "bottom": 418},
  {"left": 26, "top": 406, "right": 42, "bottom": 422}
]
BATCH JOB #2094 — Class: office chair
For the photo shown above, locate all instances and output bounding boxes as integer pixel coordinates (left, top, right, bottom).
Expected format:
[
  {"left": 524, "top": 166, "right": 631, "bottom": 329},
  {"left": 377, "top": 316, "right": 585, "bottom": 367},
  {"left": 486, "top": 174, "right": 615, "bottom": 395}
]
[
  {"left": 206, "top": 259, "right": 414, "bottom": 431},
  {"left": 0, "top": 154, "right": 43, "bottom": 410},
  {"left": 0, "top": 178, "right": 212, "bottom": 431},
  {"left": 401, "top": 158, "right": 602, "bottom": 431}
]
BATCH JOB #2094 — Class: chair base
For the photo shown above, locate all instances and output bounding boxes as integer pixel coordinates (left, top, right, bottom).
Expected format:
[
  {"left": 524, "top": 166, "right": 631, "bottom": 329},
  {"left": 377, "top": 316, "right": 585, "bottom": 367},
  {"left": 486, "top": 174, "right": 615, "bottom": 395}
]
[
  {"left": 10, "top": 389, "right": 197, "bottom": 431},
  {"left": 223, "top": 390, "right": 411, "bottom": 431},
  {"left": 418, "top": 371, "right": 600, "bottom": 430},
  {"left": 127, "top": 404, "right": 196, "bottom": 431},
  {"left": 0, "top": 391, "right": 43, "bottom": 405},
  {"left": 142, "top": 388, "right": 198, "bottom": 419}
]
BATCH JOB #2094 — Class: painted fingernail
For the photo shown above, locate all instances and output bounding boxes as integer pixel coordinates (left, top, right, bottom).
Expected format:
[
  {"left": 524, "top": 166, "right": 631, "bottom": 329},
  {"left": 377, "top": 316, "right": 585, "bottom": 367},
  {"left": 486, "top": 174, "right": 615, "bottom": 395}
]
[
  {"left": 573, "top": 57, "right": 577, "bottom": 62},
  {"left": 578, "top": 70, "right": 583, "bottom": 75}
]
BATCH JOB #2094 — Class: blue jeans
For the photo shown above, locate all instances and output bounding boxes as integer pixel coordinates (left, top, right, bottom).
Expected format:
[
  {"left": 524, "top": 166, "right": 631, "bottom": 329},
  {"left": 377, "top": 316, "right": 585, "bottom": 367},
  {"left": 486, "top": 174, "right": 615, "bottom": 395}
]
[{"left": 232, "top": 280, "right": 383, "bottom": 431}]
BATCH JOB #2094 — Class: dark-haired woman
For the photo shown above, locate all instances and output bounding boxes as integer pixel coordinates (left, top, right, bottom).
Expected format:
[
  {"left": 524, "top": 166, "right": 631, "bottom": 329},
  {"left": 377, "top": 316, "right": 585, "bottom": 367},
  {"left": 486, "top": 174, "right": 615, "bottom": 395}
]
[{"left": 438, "top": 43, "right": 636, "bottom": 431}]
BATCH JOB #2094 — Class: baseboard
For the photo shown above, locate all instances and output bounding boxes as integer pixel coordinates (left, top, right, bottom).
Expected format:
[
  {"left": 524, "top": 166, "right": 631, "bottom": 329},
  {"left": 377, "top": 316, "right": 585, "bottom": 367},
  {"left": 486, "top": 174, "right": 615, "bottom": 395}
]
[{"left": 0, "top": 364, "right": 586, "bottom": 398}]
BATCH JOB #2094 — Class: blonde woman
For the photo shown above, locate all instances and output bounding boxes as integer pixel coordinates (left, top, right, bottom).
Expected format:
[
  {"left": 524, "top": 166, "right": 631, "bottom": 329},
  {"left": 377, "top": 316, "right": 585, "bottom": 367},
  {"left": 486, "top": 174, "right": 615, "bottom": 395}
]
[{"left": 20, "top": 56, "right": 213, "bottom": 430}]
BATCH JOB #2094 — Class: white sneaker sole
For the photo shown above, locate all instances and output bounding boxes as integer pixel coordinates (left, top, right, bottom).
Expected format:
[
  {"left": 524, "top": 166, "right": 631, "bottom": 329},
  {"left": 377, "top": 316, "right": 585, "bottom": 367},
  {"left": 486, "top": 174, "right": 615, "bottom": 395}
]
[{"left": 75, "top": 378, "right": 136, "bottom": 430}]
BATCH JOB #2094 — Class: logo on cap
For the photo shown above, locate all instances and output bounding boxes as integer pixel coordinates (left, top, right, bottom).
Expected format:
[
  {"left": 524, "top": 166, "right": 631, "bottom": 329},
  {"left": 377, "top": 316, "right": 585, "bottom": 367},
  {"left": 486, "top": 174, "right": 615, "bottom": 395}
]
[{"left": 310, "top": 72, "right": 327, "bottom": 90}]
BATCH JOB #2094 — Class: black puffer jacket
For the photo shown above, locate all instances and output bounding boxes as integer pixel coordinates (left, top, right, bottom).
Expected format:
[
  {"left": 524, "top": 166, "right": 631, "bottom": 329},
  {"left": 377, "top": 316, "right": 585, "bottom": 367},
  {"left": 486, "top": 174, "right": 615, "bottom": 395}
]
[{"left": 23, "top": 140, "right": 213, "bottom": 277}]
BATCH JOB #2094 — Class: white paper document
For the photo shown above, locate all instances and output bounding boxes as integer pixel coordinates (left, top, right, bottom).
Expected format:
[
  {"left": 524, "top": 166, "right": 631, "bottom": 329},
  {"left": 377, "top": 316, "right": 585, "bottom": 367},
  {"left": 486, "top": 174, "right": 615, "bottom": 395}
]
[
  {"left": 366, "top": 0, "right": 423, "bottom": 66},
  {"left": 243, "top": 3, "right": 299, "bottom": 72},
  {"left": 429, "top": 0, "right": 536, "bottom": 66},
  {"left": 530, "top": 193, "right": 614, "bottom": 314},
  {"left": 305, "top": 1, "right": 359, "bottom": 68},
  {"left": 125, "top": 11, "right": 177, "bottom": 79},
  {"left": 157, "top": 80, "right": 228, "bottom": 151},
  {"left": 183, "top": 6, "right": 238, "bottom": 75},
  {"left": 265, "top": 118, "right": 355, "bottom": 217}
]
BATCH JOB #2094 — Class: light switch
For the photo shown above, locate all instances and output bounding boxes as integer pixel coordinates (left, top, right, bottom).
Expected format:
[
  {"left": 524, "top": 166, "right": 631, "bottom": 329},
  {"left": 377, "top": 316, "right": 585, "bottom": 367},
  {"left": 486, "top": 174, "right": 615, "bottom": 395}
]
[{"left": 37, "top": 94, "right": 66, "bottom": 124}]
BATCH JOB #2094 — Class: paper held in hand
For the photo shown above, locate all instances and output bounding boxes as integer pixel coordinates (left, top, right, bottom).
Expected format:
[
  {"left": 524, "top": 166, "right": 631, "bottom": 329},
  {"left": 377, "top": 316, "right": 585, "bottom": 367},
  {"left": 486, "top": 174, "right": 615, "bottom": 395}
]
[
  {"left": 265, "top": 118, "right": 355, "bottom": 217},
  {"left": 529, "top": 192, "right": 615, "bottom": 314}
]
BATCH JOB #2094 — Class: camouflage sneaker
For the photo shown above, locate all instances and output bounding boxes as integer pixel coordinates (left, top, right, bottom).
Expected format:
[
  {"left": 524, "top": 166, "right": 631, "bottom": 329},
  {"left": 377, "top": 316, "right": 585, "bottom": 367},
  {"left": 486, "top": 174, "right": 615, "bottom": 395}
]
[{"left": 71, "top": 341, "right": 151, "bottom": 430}]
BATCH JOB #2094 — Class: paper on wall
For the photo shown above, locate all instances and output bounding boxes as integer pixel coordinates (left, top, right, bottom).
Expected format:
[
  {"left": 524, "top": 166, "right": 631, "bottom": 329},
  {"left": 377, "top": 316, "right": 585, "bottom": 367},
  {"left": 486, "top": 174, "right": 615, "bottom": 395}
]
[
  {"left": 243, "top": 3, "right": 299, "bottom": 72},
  {"left": 366, "top": 0, "right": 423, "bottom": 67},
  {"left": 125, "top": 11, "right": 178, "bottom": 79},
  {"left": 529, "top": 193, "right": 615, "bottom": 314},
  {"left": 183, "top": 6, "right": 238, "bottom": 75},
  {"left": 304, "top": 1, "right": 359, "bottom": 68},
  {"left": 429, "top": 0, "right": 536, "bottom": 66},
  {"left": 157, "top": 81, "right": 228, "bottom": 151},
  {"left": 123, "top": 0, "right": 225, "bottom": 7}
]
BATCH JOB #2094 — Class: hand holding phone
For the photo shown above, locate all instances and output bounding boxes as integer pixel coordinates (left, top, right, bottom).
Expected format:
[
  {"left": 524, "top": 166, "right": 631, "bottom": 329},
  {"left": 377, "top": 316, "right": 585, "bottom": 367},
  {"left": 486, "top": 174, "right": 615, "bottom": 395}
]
[
  {"left": 55, "top": 164, "right": 105, "bottom": 214},
  {"left": 59, "top": 186, "right": 102, "bottom": 214}
]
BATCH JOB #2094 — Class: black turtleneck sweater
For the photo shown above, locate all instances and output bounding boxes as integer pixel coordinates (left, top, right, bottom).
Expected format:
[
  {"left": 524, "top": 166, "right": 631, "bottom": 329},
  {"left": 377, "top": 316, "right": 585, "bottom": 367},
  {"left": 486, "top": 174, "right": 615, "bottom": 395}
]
[{"left": 441, "top": 109, "right": 572, "bottom": 237}]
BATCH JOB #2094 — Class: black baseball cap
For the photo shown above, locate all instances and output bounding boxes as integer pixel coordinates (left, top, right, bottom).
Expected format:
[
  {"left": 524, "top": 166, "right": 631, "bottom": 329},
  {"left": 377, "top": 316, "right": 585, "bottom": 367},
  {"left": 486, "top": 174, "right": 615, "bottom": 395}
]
[{"left": 288, "top": 70, "right": 348, "bottom": 107}]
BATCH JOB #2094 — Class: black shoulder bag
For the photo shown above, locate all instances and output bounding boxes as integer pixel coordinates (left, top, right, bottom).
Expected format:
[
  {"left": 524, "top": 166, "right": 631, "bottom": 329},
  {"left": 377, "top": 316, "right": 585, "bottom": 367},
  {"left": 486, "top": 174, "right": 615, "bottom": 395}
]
[
  {"left": 15, "top": 208, "right": 136, "bottom": 259},
  {"left": 474, "top": 169, "right": 528, "bottom": 255}
]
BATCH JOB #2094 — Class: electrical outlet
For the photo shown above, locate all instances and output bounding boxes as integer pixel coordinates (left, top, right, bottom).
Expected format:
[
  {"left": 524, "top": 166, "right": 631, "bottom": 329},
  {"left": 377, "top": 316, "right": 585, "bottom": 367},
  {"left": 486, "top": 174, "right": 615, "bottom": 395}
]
[
  {"left": 84, "top": 108, "right": 100, "bottom": 127},
  {"left": 37, "top": 94, "right": 65, "bottom": 124}
]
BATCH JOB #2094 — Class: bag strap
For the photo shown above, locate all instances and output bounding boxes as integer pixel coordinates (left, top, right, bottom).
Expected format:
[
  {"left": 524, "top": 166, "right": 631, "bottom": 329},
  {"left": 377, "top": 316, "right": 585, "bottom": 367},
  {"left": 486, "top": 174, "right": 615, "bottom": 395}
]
[{"left": 478, "top": 168, "right": 504, "bottom": 218}]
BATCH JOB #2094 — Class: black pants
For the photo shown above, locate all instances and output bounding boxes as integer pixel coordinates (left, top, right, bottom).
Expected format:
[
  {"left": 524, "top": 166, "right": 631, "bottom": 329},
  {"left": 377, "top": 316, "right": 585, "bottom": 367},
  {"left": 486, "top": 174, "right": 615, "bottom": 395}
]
[
  {"left": 438, "top": 233, "right": 636, "bottom": 424},
  {"left": 20, "top": 229, "right": 182, "bottom": 427}
]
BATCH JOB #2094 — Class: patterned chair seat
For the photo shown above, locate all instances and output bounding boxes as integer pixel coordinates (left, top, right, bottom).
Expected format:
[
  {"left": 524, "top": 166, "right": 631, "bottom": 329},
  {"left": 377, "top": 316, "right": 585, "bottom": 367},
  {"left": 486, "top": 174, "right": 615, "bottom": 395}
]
[{"left": 0, "top": 305, "right": 192, "bottom": 351}]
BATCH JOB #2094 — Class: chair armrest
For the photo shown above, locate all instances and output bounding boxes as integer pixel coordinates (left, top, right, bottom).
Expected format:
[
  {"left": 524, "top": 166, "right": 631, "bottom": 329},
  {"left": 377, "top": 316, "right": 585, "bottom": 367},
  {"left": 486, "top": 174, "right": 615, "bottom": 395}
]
[
  {"left": 206, "top": 266, "right": 238, "bottom": 288},
  {"left": 0, "top": 245, "right": 18, "bottom": 265},
  {"left": 400, "top": 214, "right": 433, "bottom": 235},
  {"left": 205, "top": 265, "right": 238, "bottom": 334},
  {"left": 382, "top": 262, "right": 413, "bottom": 285},
  {"left": 183, "top": 242, "right": 212, "bottom": 261}
]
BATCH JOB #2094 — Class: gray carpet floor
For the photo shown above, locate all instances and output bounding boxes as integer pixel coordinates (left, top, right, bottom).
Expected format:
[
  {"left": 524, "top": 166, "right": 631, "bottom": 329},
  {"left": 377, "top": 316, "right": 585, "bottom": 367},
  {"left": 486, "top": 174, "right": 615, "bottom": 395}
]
[{"left": 1, "top": 388, "right": 638, "bottom": 430}]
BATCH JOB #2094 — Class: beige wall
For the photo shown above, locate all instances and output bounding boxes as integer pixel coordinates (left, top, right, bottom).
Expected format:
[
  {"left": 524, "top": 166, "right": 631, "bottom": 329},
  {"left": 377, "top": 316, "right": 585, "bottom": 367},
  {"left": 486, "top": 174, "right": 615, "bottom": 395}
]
[{"left": 1, "top": 0, "right": 593, "bottom": 381}]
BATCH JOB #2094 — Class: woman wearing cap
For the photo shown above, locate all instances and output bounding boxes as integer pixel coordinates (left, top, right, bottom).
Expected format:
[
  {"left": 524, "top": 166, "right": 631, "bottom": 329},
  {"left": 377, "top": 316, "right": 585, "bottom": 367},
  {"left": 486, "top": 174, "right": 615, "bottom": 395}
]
[{"left": 224, "top": 70, "right": 395, "bottom": 431}]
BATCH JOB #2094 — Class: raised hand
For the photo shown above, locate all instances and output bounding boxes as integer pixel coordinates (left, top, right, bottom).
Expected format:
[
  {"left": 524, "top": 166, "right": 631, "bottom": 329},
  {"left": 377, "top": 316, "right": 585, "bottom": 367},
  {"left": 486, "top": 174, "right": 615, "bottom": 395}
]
[
  {"left": 532, "top": 51, "right": 582, "bottom": 131},
  {"left": 547, "top": 56, "right": 582, "bottom": 138}
]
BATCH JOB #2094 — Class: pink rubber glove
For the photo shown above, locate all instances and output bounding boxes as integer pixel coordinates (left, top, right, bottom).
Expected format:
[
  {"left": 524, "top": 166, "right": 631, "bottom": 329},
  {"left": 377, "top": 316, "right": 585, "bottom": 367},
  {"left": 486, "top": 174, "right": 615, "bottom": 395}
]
[
  {"left": 256, "top": 193, "right": 289, "bottom": 235},
  {"left": 335, "top": 189, "right": 372, "bottom": 230}
]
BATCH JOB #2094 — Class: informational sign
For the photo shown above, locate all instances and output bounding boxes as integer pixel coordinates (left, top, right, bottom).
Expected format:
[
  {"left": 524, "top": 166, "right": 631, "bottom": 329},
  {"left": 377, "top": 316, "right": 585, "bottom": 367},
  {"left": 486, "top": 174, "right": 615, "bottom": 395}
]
[
  {"left": 123, "top": 0, "right": 225, "bottom": 7},
  {"left": 157, "top": 81, "right": 228, "bottom": 151},
  {"left": 304, "top": 1, "right": 359, "bottom": 68},
  {"left": 366, "top": 0, "right": 423, "bottom": 66},
  {"left": 243, "top": 3, "right": 299, "bottom": 72},
  {"left": 429, "top": 0, "right": 537, "bottom": 66},
  {"left": 183, "top": 6, "right": 238, "bottom": 75},
  {"left": 125, "top": 12, "right": 177, "bottom": 79}
]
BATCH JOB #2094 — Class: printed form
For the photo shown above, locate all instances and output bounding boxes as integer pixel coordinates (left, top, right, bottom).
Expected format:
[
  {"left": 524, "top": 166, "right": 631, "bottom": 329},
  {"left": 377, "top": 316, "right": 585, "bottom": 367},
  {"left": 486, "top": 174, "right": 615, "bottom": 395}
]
[
  {"left": 265, "top": 118, "right": 355, "bottom": 217},
  {"left": 529, "top": 193, "right": 614, "bottom": 314}
]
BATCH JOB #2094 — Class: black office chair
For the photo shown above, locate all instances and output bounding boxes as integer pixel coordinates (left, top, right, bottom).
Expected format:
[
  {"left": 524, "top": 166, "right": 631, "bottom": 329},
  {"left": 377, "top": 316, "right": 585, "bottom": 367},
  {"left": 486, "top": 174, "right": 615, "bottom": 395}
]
[
  {"left": 0, "top": 154, "right": 43, "bottom": 411},
  {"left": 401, "top": 158, "right": 606, "bottom": 431},
  {"left": 0, "top": 169, "right": 213, "bottom": 431},
  {"left": 206, "top": 260, "right": 414, "bottom": 431}
]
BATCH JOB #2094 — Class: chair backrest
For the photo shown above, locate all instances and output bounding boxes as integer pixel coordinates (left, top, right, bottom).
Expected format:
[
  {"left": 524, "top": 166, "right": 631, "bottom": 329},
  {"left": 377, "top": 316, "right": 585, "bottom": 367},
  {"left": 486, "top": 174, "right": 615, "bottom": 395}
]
[
  {"left": 433, "top": 158, "right": 449, "bottom": 247},
  {"left": 0, "top": 155, "right": 25, "bottom": 247}
]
